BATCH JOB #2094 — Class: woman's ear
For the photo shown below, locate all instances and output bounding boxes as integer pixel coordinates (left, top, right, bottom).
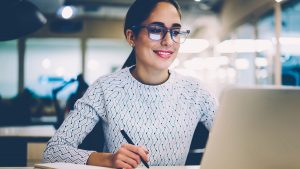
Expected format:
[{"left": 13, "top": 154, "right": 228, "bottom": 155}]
[{"left": 126, "top": 29, "right": 135, "bottom": 47}]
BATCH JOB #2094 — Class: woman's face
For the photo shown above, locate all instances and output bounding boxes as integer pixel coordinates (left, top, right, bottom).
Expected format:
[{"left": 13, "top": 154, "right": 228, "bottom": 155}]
[{"left": 133, "top": 2, "right": 181, "bottom": 71}]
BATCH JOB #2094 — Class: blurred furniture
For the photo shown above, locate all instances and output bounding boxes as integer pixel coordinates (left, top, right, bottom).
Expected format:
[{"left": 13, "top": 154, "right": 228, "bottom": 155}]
[
  {"left": 0, "top": 125, "right": 55, "bottom": 166},
  {"left": 185, "top": 123, "right": 209, "bottom": 165},
  {"left": 282, "top": 71, "right": 300, "bottom": 86},
  {"left": 78, "top": 121, "right": 105, "bottom": 152}
]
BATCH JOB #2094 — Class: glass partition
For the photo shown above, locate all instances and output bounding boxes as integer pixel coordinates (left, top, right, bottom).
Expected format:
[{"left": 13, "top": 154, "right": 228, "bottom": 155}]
[
  {"left": 0, "top": 40, "right": 18, "bottom": 98},
  {"left": 85, "top": 39, "right": 131, "bottom": 84},
  {"left": 25, "top": 38, "right": 81, "bottom": 103}
]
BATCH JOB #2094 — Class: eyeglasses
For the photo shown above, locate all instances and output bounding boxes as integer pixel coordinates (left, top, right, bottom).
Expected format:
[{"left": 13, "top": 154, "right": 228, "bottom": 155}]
[{"left": 131, "top": 24, "right": 190, "bottom": 44}]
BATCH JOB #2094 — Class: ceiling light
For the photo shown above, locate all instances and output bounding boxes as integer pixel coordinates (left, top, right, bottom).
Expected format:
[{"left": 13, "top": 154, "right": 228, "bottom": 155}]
[
  {"left": 272, "top": 37, "right": 300, "bottom": 55},
  {"left": 57, "top": 6, "right": 77, "bottom": 19},
  {"left": 216, "top": 39, "right": 272, "bottom": 53},
  {"left": 255, "top": 58, "right": 268, "bottom": 67},
  {"left": 55, "top": 67, "right": 66, "bottom": 76},
  {"left": 278, "top": 37, "right": 300, "bottom": 45},
  {"left": 87, "top": 60, "right": 100, "bottom": 71},
  {"left": 179, "top": 39, "right": 209, "bottom": 53},
  {"left": 42, "top": 58, "right": 51, "bottom": 69},
  {"left": 235, "top": 58, "right": 250, "bottom": 70},
  {"left": 183, "top": 56, "right": 229, "bottom": 70}
]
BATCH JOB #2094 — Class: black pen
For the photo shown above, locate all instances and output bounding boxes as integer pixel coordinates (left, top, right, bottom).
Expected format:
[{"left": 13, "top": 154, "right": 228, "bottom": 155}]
[{"left": 120, "top": 129, "right": 150, "bottom": 168}]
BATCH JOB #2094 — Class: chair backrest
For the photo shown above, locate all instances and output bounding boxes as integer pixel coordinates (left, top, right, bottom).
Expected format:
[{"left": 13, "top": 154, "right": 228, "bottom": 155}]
[{"left": 78, "top": 120, "right": 105, "bottom": 152}]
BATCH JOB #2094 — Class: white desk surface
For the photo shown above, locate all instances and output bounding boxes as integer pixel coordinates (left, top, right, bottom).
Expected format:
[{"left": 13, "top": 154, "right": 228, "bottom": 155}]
[{"left": 0, "top": 125, "right": 56, "bottom": 137}]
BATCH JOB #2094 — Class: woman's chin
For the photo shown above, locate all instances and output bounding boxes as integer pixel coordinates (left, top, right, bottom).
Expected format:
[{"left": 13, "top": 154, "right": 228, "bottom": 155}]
[{"left": 153, "top": 61, "right": 174, "bottom": 71}]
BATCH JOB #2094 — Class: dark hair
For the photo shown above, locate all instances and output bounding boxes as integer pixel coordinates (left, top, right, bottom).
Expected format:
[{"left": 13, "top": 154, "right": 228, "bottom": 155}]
[{"left": 122, "top": 0, "right": 182, "bottom": 68}]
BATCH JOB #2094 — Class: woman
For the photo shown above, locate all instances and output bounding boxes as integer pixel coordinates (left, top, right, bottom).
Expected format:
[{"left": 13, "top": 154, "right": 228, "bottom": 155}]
[{"left": 43, "top": 0, "right": 217, "bottom": 168}]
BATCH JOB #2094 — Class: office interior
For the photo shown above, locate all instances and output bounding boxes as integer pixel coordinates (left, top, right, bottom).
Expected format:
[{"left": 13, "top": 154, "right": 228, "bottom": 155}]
[{"left": 0, "top": 0, "right": 299, "bottom": 167}]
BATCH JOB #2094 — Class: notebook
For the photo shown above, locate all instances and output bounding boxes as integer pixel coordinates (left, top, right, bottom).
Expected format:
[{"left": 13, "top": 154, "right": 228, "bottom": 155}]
[
  {"left": 200, "top": 86, "right": 300, "bottom": 169},
  {"left": 34, "top": 163, "right": 198, "bottom": 169},
  {"left": 34, "top": 163, "right": 110, "bottom": 169}
]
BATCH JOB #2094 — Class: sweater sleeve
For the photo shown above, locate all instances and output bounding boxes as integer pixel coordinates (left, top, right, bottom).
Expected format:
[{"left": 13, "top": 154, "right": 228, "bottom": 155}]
[
  {"left": 198, "top": 86, "right": 218, "bottom": 130},
  {"left": 42, "top": 80, "right": 106, "bottom": 164}
]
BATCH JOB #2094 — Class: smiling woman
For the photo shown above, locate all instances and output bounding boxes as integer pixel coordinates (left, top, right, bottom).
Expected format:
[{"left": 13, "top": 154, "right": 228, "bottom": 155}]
[
  {"left": 125, "top": 1, "right": 184, "bottom": 84},
  {"left": 43, "top": 0, "right": 217, "bottom": 168}
]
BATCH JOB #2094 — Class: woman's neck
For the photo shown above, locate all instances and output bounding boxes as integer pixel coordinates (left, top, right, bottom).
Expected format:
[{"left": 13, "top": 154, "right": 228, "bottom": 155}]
[{"left": 130, "top": 65, "right": 170, "bottom": 85}]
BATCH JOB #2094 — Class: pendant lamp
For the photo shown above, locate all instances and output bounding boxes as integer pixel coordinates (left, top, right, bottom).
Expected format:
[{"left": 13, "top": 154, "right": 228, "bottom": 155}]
[{"left": 0, "top": 0, "right": 47, "bottom": 41}]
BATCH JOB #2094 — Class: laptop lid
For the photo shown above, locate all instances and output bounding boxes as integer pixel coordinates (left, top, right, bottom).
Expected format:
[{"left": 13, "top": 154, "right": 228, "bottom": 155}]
[{"left": 200, "top": 87, "right": 300, "bottom": 169}]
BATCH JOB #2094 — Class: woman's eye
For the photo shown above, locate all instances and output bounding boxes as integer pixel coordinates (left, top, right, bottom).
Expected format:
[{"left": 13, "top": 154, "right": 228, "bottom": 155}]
[
  {"left": 172, "top": 30, "right": 180, "bottom": 36},
  {"left": 171, "top": 28, "right": 181, "bottom": 36},
  {"left": 149, "top": 27, "right": 163, "bottom": 33}
]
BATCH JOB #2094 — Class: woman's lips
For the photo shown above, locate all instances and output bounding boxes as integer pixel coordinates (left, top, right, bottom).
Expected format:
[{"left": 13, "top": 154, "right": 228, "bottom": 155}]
[{"left": 153, "top": 50, "right": 174, "bottom": 59}]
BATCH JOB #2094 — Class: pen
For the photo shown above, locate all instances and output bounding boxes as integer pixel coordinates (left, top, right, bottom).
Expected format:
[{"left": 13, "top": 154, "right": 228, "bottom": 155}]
[{"left": 120, "top": 129, "right": 150, "bottom": 168}]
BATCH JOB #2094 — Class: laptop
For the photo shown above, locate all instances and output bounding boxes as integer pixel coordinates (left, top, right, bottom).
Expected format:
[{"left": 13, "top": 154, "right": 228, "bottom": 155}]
[{"left": 200, "top": 86, "right": 300, "bottom": 169}]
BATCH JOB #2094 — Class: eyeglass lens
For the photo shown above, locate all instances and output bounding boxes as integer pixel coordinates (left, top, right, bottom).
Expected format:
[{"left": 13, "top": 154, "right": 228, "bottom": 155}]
[{"left": 146, "top": 25, "right": 189, "bottom": 43}]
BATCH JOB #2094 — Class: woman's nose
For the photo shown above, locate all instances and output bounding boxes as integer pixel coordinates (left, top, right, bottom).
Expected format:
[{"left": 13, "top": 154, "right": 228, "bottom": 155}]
[{"left": 161, "top": 31, "right": 174, "bottom": 46}]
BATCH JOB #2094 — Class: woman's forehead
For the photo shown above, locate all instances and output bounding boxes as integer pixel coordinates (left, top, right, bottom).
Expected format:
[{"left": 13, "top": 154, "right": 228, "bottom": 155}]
[{"left": 142, "top": 2, "right": 181, "bottom": 27}]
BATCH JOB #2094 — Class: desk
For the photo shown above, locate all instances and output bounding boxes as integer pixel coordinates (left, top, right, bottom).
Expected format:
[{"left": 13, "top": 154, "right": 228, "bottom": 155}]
[{"left": 0, "top": 125, "right": 56, "bottom": 167}]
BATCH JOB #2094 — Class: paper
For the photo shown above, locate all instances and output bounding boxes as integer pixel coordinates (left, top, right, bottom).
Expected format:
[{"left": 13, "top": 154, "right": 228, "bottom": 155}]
[
  {"left": 34, "top": 162, "right": 199, "bottom": 169},
  {"left": 34, "top": 163, "right": 113, "bottom": 169}
]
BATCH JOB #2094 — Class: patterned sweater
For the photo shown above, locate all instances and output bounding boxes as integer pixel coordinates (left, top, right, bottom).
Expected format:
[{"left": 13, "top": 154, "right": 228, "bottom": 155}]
[{"left": 43, "top": 67, "right": 217, "bottom": 166}]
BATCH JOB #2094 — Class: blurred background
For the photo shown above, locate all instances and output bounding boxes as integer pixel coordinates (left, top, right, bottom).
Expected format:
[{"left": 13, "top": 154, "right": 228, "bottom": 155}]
[{"left": 0, "top": 0, "right": 299, "bottom": 167}]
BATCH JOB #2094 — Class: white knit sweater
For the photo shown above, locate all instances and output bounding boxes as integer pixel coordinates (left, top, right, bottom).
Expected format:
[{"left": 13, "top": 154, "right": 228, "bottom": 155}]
[{"left": 43, "top": 67, "right": 217, "bottom": 166}]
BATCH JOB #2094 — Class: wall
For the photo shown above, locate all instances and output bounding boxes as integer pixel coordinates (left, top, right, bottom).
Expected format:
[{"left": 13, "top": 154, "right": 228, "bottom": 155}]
[{"left": 30, "top": 17, "right": 125, "bottom": 39}]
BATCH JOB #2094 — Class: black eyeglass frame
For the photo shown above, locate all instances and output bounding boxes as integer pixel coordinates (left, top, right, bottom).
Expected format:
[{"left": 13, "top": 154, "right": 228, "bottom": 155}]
[{"left": 131, "top": 24, "right": 190, "bottom": 44}]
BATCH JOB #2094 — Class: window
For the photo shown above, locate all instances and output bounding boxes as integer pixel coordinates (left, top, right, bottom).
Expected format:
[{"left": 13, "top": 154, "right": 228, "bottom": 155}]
[
  {"left": 233, "top": 23, "right": 257, "bottom": 86},
  {"left": 85, "top": 39, "right": 131, "bottom": 84},
  {"left": 25, "top": 38, "right": 81, "bottom": 101},
  {"left": 256, "top": 8, "right": 277, "bottom": 85},
  {"left": 280, "top": 1, "right": 300, "bottom": 86},
  {"left": 0, "top": 40, "right": 18, "bottom": 98}
]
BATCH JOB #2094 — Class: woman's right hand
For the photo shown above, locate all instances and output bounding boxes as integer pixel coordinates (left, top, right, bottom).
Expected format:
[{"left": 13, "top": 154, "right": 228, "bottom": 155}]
[{"left": 112, "top": 144, "right": 149, "bottom": 169}]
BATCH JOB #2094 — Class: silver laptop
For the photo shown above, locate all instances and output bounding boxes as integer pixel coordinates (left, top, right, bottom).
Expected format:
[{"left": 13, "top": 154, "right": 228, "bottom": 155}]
[{"left": 200, "top": 86, "right": 300, "bottom": 169}]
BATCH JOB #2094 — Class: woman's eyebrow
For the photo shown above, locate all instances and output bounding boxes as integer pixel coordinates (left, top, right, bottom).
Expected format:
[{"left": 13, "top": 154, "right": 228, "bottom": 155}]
[
  {"left": 172, "top": 23, "right": 181, "bottom": 28},
  {"left": 149, "top": 22, "right": 165, "bottom": 26},
  {"left": 149, "top": 22, "right": 182, "bottom": 28}
]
